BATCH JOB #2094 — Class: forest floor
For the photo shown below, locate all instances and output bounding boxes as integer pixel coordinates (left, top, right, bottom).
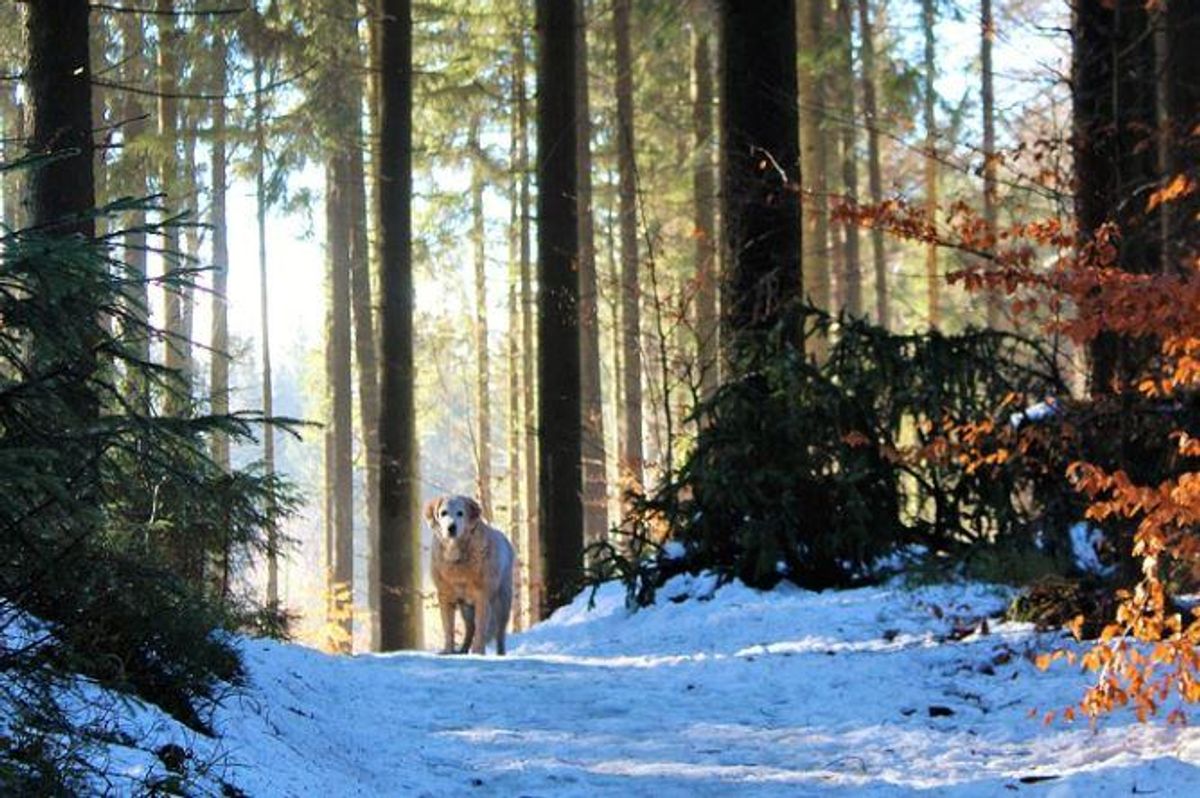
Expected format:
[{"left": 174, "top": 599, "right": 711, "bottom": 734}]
[{"left": 87, "top": 575, "right": 1200, "bottom": 795}]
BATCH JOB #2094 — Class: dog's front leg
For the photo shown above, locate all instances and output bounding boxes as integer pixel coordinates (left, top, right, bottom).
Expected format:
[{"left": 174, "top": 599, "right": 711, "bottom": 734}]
[
  {"left": 438, "top": 594, "right": 457, "bottom": 654},
  {"left": 470, "top": 592, "right": 489, "bottom": 655},
  {"left": 457, "top": 602, "right": 475, "bottom": 654}
]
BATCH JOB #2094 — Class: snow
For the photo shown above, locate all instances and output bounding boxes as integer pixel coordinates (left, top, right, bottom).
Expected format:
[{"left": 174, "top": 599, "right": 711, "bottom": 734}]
[
  {"left": 1068, "top": 522, "right": 1116, "bottom": 577},
  {"left": 1009, "top": 398, "right": 1060, "bottom": 429},
  {"left": 16, "top": 578, "right": 1200, "bottom": 795}
]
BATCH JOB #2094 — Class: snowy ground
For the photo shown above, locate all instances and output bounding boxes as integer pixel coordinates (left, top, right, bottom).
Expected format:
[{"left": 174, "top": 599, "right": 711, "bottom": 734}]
[{"left": 73, "top": 576, "right": 1200, "bottom": 795}]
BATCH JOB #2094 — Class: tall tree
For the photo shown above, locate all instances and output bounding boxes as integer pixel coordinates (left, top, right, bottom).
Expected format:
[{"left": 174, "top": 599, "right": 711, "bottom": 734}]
[
  {"left": 719, "top": 0, "right": 801, "bottom": 357},
  {"left": 980, "top": 0, "right": 1000, "bottom": 328},
  {"left": 253, "top": 40, "right": 280, "bottom": 607},
  {"left": 920, "top": 0, "right": 940, "bottom": 329},
  {"left": 796, "top": 0, "right": 830, "bottom": 358},
  {"left": 326, "top": 155, "right": 355, "bottom": 652},
  {"left": 613, "top": 0, "right": 644, "bottom": 499},
  {"left": 536, "top": 0, "right": 583, "bottom": 616},
  {"left": 835, "top": 0, "right": 861, "bottom": 316},
  {"left": 117, "top": 3, "right": 149, "bottom": 400},
  {"left": 690, "top": 10, "right": 718, "bottom": 402},
  {"left": 157, "top": 0, "right": 187, "bottom": 411},
  {"left": 1074, "top": 0, "right": 1158, "bottom": 395},
  {"left": 24, "top": 0, "right": 94, "bottom": 237},
  {"left": 576, "top": 0, "right": 608, "bottom": 547},
  {"left": 514, "top": 26, "right": 539, "bottom": 619},
  {"left": 209, "top": 28, "right": 232, "bottom": 596},
  {"left": 856, "top": 0, "right": 888, "bottom": 328},
  {"left": 378, "top": 0, "right": 422, "bottom": 649},
  {"left": 469, "top": 116, "right": 493, "bottom": 519}
]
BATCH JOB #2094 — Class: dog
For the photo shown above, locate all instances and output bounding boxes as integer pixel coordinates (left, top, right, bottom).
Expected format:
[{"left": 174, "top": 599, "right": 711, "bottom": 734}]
[{"left": 426, "top": 494, "right": 515, "bottom": 655}]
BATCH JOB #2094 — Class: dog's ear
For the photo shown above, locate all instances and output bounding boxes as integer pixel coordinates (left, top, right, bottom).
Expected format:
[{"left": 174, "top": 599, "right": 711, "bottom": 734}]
[
  {"left": 423, "top": 496, "right": 442, "bottom": 525},
  {"left": 466, "top": 497, "right": 482, "bottom": 521}
]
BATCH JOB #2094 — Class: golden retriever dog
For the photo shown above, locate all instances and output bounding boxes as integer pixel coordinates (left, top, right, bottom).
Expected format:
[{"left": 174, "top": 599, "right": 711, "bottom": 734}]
[{"left": 426, "top": 495, "right": 515, "bottom": 655}]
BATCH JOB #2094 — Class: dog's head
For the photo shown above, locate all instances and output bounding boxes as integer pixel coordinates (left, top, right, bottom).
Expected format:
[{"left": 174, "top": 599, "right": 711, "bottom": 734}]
[{"left": 424, "top": 494, "right": 483, "bottom": 562}]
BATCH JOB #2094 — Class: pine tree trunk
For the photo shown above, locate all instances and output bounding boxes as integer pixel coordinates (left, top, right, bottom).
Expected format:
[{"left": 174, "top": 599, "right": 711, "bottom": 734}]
[
  {"left": 836, "top": 0, "right": 861, "bottom": 317},
  {"left": 797, "top": 0, "right": 829, "bottom": 357},
  {"left": 613, "top": 0, "right": 644, "bottom": 502},
  {"left": 515, "top": 28, "right": 540, "bottom": 620},
  {"left": 24, "top": 0, "right": 94, "bottom": 238},
  {"left": 157, "top": 0, "right": 187, "bottom": 412},
  {"left": 506, "top": 34, "right": 526, "bottom": 631},
  {"left": 576, "top": 0, "right": 609, "bottom": 549},
  {"left": 536, "top": 0, "right": 583, "bottom": 616},
  {"left": 118, "top": 9, "right": 149, "bottom": 391},
  {"left": 469, "top": 117, "right": 493, "bottom": 519},
  {"left": 856, "top": 0, "right": 888, "bottom": 328},
  {"left": 719, "top": 0, "right": 801, "bottom": 357},
  {"left": 181, "top": 110, "right": 199, "bottom": 385},
  {"left": 209, "top": 30, "right": 232, "bottom": 598},
  {"left": 90, "top": 11, "right": 107, "bottom": 235},
  {"left": 326, "top": 157, "right": 355, "bottom": 653},
  {"left": 690, "top": 13, "right": 718, "bottom": 403},
  {"left": 1074, "top": 0, "right": 1158, "bottom": 395},
  {"left": 378, "top": 0, "right": 422, "bottom": 650},
  {"left": 254, "top": 54, "right": 279, "bottom": 607},
  {"left": 921, "top": 0, "right": 940, "bottom": 329},
  {"left": 980, "top": 0, "right": 1001, "bottom": 327}
]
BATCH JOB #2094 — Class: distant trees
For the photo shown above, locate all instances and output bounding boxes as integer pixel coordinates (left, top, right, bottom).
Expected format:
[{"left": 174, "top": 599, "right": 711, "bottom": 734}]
[{"left": 536, "top": 0, "right": 583, "bottom": 616}]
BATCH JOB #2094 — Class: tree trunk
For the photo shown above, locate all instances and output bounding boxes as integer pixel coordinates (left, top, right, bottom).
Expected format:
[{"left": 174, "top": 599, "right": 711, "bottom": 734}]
[
  {"left": 378, "top": 0, "right": 422, "bottom": 650},
  {"left": 796, "top": 0, "right": 829, "bottom": 357},
  {"left": 690, "top": 12, "right": 718, "bottom": 403},
  {"left": 856, "top": 0, "right": 888, "bottom": 328},
  {"left": 468, "top": 117, "right": 493, "bottom": 520},
  {"left": 157, "top": 0, "right": 187, "bottom": 411},
  {"left": 576, "top": 0, "right": 609, "bottom": 549},
  {"left": 980, "top": 0, "right": 1001, "bottom": 328},
  {"left": 209, "top": 30, "right": 232, "bottom": 598},
  {"left": 836, "top": 0, "right": 861, "bottom": 317},
  {"left": 613, "top": 0, "right": 644, "bottom": 504},
  {"left": 1074, "top": 0, "right": 1158, "bottom": 395},
  {"left": 326, "top": 157, "right": 355, "bottom": 653},
  {"left": 921, "top": 0, "right": 940, "bottom": 329},
  {"left": 253, "top": 54, "right": 279, "bottom": 607},
  {"left": 359, "top": 0, "right": 384, "bottom": 652},
  {"left": 181, "top": 107, "right": 199, "bottom": 385},
  {"left": 348, "top": 110, "right": 382, "bottom": 653},
  {"left": 719, "top": 0, "right": 801, "bottom": 358},
  {"left": 25, "top": 0, "right": 94, "bottom": 237},
  {"left": 118, "top": 7, "right": 149, "bottom": 396},
  {"left": 515, "top": 27, "right": 540, "bottom": 621},
  {"left": 536, "top": 0, "right": 583, "bottom": 616}
]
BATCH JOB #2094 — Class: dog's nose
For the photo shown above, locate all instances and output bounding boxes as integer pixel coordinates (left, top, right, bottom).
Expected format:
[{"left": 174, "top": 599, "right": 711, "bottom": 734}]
[{"left": 447, "top": 522, "right": 457, "bottom": 537}]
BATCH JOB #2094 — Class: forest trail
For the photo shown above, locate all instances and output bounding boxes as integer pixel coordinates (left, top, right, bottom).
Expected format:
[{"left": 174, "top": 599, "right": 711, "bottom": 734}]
[{"left": 210, "top": 578, "right": 1200, "bottom": 796}]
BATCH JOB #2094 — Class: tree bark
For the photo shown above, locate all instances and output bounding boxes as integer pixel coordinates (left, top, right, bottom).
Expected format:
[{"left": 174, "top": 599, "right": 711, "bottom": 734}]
[
  {"left": 1074, "top": 0, "right": 1158, "bottom": 395},
  {"left": 855, "top": 0, "right": 888, "bottom": 328},
  {"left": 378, "top": 0, "right": 422, "bottom": 650},
  {"left": 576, "top": 0, "right": 609, "bottom": 549},
  {"left": 921, "top": 0, "right": 940, "bottom": 329},
  {"left": 469, "top": 116, "right": 493, "bottom": 520},
  {"left": 24, "top": 0, "right": 94, "bottom": 238},
  {"left": 209, "top": 29, "right": 231, "bottom": 598},
  {"left": 515, "top": 27, "right": 540, "bottom": 620},
  {"left": 253, "top": 52, "right": 279, "bottom": 607},
  {"left": 613, "top": 0, "right": 644, "bottom": 504},
  {"left": 536, "top": 0, "right": 583, "bottom": 616},
  {"left": 836, "top": 0, "right": 861, "bottom": 317},
  {"left": 719, "top": 0, "right": 802, "bottom": 358},
  {"left": 797, "top": 0, "right": 829, "bottom": 356},
  {"left": 118, "top": 5, "right": 149, "bottom": 398},
  {"left": 157, "top": 0, "right": 187, "bottom": 411},
  {"left": 691, "top": 13, "right": 718, "bottom": 403},
  {"left": 326, "top": 156, "right": 355, "bottom": 653},
  {"left": 980, "top": 0, "right": 1001, "bottom": 328}
]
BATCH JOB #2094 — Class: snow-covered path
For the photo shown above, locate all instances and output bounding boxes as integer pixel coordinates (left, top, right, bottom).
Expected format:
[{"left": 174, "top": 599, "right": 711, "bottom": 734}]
[{"left": 190, "top": 577, "right": 1200, "bottom": 797}]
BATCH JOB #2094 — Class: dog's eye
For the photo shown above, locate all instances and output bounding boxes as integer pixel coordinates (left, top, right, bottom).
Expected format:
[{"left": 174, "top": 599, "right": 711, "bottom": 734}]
[
  {"left": 456, "top": 511, "right": 463, "bottom": 517},
  {"left": 439, "top": 509, "right": 448, "bottom": 517}
]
